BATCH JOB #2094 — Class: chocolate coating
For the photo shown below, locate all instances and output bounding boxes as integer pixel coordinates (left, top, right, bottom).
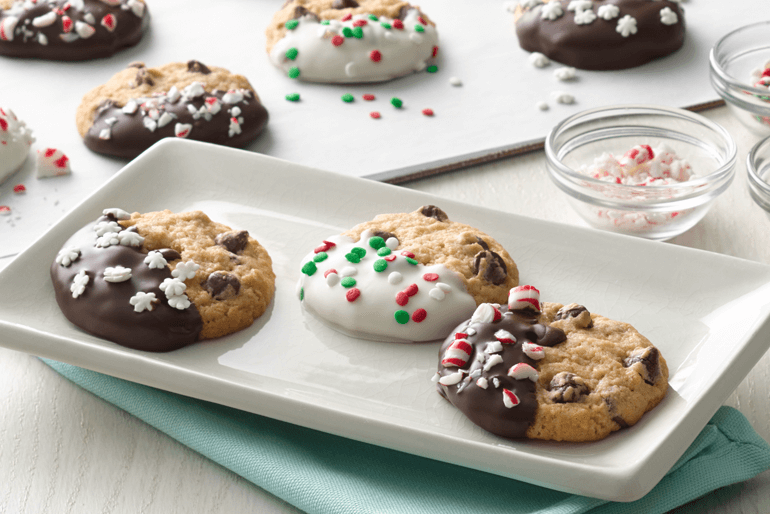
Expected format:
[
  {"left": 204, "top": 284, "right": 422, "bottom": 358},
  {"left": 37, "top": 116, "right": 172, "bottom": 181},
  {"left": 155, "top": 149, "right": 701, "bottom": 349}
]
[
  {"left": 0, "top": 0, "right": 148, "bottom": 61},
  {"left": 50, "top": 216, "right": 203, "bottom": 352},
  {"left": 437, "top": 308, "right": 566, "bottom": 438},
  {"left": 82, "top": 89, "right": 269, "bottom": 159},
  {"left": 515, "top": 0, "right": 685, "bottom": 71}
]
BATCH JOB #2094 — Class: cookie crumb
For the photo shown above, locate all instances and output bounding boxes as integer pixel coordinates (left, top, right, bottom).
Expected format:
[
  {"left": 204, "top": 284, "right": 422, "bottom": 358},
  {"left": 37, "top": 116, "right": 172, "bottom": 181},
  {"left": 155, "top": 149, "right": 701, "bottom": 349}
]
[{"left": 551, "top": 91, "right": 575, "bottom": 104}]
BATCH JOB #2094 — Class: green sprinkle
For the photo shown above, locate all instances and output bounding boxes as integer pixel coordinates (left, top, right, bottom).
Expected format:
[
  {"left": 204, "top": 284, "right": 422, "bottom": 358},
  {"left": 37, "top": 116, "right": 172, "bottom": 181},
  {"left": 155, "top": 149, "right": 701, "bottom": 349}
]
[
  {"left": 285, "top": 19, "right": 299, "bottom": 30},
  {"left": 414, "top": 24, "right": 424, "bottom": 33},
  {"left": 301, "top": 261, "right": 317, "bottom": 276},
  {"left": 300, "top": 287, "right": 304, "bottom": 301},
  {"left": 341, "top": 93, "right": 355, "bottom": 103},
  {"left": 426, "top": 65, "right": 438, "bottom": 73},
  {"left": 341, "top": 277, "right": 357, "bottom": 288},
  {"left": 321, "top": 19, "right": 330, "bottom": 25},
  {"left": 285, "top": 47, "right": 299, "bottom": 60},
  {"left": 368, "top": 14, "right": 379, "bottom": 21},
  {"left": 351, "top": 247, "right": 367, "bottom": 258},
  {"left": 313, "top": 252, "right": 328, "bottom": 262},
  {"left": 368, "top": 236, "right": 385, "bottom": 249},
  {"left": 377, "top": 247, "right": 391, "bottom": 257},
  {"left": 345, "top": 252, "right": 361, "bottom": 264},
  {"left": 342, "top": 27, "right": 353, "bottom": 37},
  {"left": 285, "top": 93, "right": 301, "bottom": 102},
  {"left": 390, "top": 97, "right": 403, "bottom": 109},
  {"left": 352, "top": 26, "right": 364, "bottom": 38},
  {"left": 373, "top": 259, "right": 388, "bottom": 272},
  {"left": 394, "top": 310, "right": 410, "bottom": 324},
  {"left": 288, "top": 67, "right": 300, "bottom": 79},
  {"left": 381, "top": 22, "right": 392, "bottom": 29},
  {"left": 405, "top": 257, "right": 418, "bottom": 265}
]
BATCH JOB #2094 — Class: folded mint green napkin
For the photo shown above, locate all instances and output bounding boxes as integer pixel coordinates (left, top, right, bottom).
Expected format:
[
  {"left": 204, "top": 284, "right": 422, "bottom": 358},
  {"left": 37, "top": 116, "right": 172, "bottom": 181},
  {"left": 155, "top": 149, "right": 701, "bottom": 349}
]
[{"left": 42, "top": 359, "right": 770, "bottom": 514}]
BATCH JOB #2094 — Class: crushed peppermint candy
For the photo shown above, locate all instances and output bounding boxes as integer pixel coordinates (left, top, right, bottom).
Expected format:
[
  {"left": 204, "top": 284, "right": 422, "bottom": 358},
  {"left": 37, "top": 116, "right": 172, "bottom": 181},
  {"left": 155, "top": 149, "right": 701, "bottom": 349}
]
[{"left": 578, "top": 144, "right": 693, "bottom": 186}]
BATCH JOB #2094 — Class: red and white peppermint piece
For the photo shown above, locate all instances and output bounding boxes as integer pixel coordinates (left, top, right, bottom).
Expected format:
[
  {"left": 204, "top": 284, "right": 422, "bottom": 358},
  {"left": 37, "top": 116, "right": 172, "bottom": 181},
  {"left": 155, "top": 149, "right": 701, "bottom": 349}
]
[
  {"left": 471, "top": 303, "right": 502, "bottom": 324},
  {"left": 0, "top": 205, "right": 11, "bottom": 216},
  {"left": 620, "top": 144, "right": 654, "bottom": 167},
  {"left": 101, "top": 13, "right": 117, "bottom": 31},
  {"left": 482, "top": 353, "right": 503, "bottom": 371},
  {"left": 205, "top": 97, "right": 222, "bottom": 115},
  {"left": 0, "top": 16, "right": 19, "bottom": 41},
  {"left": 175, "top": 123, "right": 192, "bottom": 138},
  {"left": 494, "top": 329, "right": 517, "bottom": 344},
  {"left": 442, "top": 338, "right": 472, "bottom": 367},
  {"left": 508, "top": 362, "right": 539, "bottom": 382},
  {"left": 228, "top": 117, "right": 242, "bottom": 137},
  {"left": 32, "top": 11, "right": 57, "bottom": 27},
  {"left": 75, "top": 21, "right": 95, "bottom": 38},
  {"left": 13, "top": 184, "right": 25, "bottom": 194},
  {"left": 522, "top": 342, "right": 545, "bottom": 360},
  {"left": 61, "top": 15, "right": 73, "bottom": 33},
  {"left": 36, "top": 148, "right": 71, "bottom": 178},
  {"left": 439, "top": 371, "right": 464, "bottom": 386},
  {"left": 508, "top": 285, "right": 540, "bottom": 312},
  {"left": 127, "top": 0, "right": 145, "bottom": 17},
  {"left": 502, "top": 388, "right": 519, "bottom": 408}
]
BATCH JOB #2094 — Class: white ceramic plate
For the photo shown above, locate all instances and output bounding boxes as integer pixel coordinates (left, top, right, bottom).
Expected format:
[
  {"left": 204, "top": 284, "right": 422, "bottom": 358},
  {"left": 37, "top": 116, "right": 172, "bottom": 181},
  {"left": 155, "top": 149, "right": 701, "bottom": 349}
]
[{"left": 1, "top": 139, "right": 770, "bottom": 502}]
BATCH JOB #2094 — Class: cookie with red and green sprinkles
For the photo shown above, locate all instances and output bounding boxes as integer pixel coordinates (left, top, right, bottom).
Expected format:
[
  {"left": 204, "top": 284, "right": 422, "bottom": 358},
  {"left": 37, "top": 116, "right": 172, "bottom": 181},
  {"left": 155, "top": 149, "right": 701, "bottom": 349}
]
[
  {"left": 266, "top": 0, "right": 439, "bottom": 83},
  {"left": 297, "top": 206, "right": 519, "bottom": 343}
]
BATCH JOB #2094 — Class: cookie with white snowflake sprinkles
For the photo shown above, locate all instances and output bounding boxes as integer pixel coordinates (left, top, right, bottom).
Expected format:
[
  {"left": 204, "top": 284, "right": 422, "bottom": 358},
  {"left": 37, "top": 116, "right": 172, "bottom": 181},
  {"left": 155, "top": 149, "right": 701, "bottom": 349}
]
[
  {"left": 0, "top": 106, "right": 34, "bottom": 185},
  {"left": 266, "top": 0, "right": 439, "bottom": 83},
  {"left": 297, "top": 205, "right": 519, "bottom": 342},
  {"left": 513, "top": 0, "right": 685, "bottom": 70},
  {"left": 0, "top": 0, "right": 148, "bottom": 60},
  {"left": 50, "top": 209, "right": 276, "bottom": 352},
  {"left": 75, "top": 61, "right": 269, "bottom": 158},
  {"left": 434, "top": 287, "right": 668, "bottom": 441}
]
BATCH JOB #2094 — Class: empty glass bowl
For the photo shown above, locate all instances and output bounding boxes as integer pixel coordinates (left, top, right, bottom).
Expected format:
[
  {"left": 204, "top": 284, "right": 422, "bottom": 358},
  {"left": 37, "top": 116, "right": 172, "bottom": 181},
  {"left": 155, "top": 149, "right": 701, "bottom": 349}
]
[
  {"left": 748, "top": 135, "right": 770, "bottom": 217},
  {"left": 545, "top": 105, "right": 737, "bottom": 241}
]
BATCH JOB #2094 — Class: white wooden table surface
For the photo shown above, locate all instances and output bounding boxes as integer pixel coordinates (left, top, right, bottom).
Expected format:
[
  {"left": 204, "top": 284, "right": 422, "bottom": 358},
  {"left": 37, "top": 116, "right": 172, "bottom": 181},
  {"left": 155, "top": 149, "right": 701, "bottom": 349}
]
[{"left": 1, "top": 106, "right": 769, "bottom": 513}]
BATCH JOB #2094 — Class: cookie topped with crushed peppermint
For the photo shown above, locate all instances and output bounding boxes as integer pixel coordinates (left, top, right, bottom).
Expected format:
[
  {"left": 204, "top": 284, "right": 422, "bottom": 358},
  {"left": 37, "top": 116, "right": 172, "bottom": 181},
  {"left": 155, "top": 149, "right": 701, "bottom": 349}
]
[
  {"left": 75, "top": 61, "right": 269, "bottom": 158},
  {"left": 0, "top": 0, "right": 148, "bottom": 60}
]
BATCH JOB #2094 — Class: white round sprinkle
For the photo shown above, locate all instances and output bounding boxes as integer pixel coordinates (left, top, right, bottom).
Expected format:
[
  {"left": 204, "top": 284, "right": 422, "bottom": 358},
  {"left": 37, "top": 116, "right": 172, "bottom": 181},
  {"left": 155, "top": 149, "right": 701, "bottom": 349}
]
[
  {"left": 388, "top": 271, "right": 403, "bottom": 285},
  {"left": 326, "top": 273, "right": 340, "bottom": 287},
  {"left": 537, "top": 101, "right": 549, "bottom": 111},
  {"left": 429, "top": 288, "right": 446, "bottom": 301},
  {"left": 436, "top": 282, "right": 452, "bottom": 292},
  {"left": 449, "top": 76, "right": 462, "bottom": 87},
  {"left": 385, "top": 237, "right": 399, "bottom": 250},
  {"left": 340, "top": 266, "right": 357, "bottom": 277}
]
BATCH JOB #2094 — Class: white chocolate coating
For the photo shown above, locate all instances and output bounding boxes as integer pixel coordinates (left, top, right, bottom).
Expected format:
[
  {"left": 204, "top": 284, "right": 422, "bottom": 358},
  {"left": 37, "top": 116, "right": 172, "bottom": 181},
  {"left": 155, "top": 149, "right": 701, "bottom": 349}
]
[
  {"left": 298, "top": 230, "right": 476, "bottom": 342},
  {"left": 0, "top": 107, "right": 34, "bottom": 184},
  {"left": 270, "top": 9, "right": 438, "bottom": 83}
]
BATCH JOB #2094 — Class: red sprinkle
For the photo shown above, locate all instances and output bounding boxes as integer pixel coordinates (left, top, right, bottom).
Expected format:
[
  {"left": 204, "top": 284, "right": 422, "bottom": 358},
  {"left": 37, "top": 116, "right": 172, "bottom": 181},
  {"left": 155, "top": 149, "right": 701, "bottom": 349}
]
[
  {"left": 401, "top": 250, "right": 415, "bottom": 258},
  {"left": 370, "top": 50, "right": 382, "bottom": 62},
  {"left": 455, "top": 332, "right": 469, "bottom": 339},
  {"left": 45, "top": 148, "right": 56, "bottom": 157},
  {"left": 332, "top": 34, "right": 344, "bottom": 46},
  {"left": 362, "top": 94, "right": 376, "bottom": 101},
  {"left": 0, "top": 118, "right": 7, "bottom": 131},
  {"left": 421, "top": 108, "right": 434, "bottom": 117},
  {"left": 762, "top": 69, "right": 770, "bottom": 78},
  {"left": 392, "top": 19, "right": 404, "bottom": 29},
  {"left": 423, "top": 273, "right": 439, "bottom": 282},
  {"left": 323, "top": 269, "right": 338, "bottom": 278},
  {"left": 412, "top": 308, "right": 427, "bottom": 323},
  {"left": 314, "top": 240, "right": 336, "bottom": 253},
  {"left": 418, "top": 16, "right": 427, "bottom": 25},
  {"left": 13, "top": 184, "right": 25, "bottom": 194},
  {"left": 370, "top": 111, "right": 381, "bottom": 119},
  {"left": 341, "top": 13, "right": 352, "bottom": 21},
  {"left": 346, "top": 288, "right": 361, "bottom": 302},
  {"left": 352, "top": 19, "right": 367, "bottom": 27},
  {"left": 405, "top": 284, "right": 418, "bottom": 297},
  {"left": 384, "top": 255, "right": 397, "bottom": 262},
  {"left": 395, "top": 291, "right": 409, "bottom": 306},
  {"left": 432, "top": 46, "right": 439, "bottom": 58}
]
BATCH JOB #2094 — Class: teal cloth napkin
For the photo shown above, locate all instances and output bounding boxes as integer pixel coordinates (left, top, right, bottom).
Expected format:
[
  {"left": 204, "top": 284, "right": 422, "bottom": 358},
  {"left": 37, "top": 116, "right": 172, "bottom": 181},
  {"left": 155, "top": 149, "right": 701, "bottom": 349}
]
[{"left": 42, "top": 358, "right": 770, "bottom": 514}]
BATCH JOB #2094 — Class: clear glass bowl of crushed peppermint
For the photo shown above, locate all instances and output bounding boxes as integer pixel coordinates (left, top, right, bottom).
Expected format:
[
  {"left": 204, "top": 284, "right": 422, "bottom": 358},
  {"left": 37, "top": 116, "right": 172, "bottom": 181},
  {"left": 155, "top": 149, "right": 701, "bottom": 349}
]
[
  {"left": 545, "top": 105, "right": 737, "bottom": 241},
  {"left": 748, "top": 135, "right": 770, "bottom": 218},
  {"left": 710, "top": 21, "right": 770, "bottom": 134}
]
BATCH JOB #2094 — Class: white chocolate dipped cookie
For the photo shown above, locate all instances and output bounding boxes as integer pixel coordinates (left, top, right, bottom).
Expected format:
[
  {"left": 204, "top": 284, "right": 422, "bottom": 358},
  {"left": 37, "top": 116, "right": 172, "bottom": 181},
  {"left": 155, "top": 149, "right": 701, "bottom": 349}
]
[{"left": 266, "top": 0, "right": 438, "bottom": 83}]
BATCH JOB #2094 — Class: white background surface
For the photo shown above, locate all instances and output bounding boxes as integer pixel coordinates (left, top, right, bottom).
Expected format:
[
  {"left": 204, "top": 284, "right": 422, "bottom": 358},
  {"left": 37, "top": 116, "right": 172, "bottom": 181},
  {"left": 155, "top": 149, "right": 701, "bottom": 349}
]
[
  {"left": 1, "top": 0, "right": 765, "bottom": 257},
  {"left": 1, "top": 106, "right": 770, "bottom": 513}
]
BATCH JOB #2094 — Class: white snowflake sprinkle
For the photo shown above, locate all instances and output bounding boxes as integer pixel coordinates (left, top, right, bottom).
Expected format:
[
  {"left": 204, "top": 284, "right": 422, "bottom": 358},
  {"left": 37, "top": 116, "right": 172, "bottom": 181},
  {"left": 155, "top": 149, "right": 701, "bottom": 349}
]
[
  {"left": 552, "top": 90, "right": 575, "bottom": 104},
  {"left": 554, "top": 66, "right": 577, "bottom": 81},
  {"left": 95, "top": 233, "right": 120, "bottom": 248},
  {"left": 660, "top": 7, "right": 678, "bottom": 25},
  {"left": 118, "top": 229, "right": 144, "bottom": 247},
  {"left": 616, "top": 15, "right": 637, "bottom": 37},
  {"left": 529, "top": 52, "right": 550, "bottom": 68},
  {"left": 540, "top": 2, "right": 563, "bottom": 20},
  {"left": 597, "top": 4, "right": 619, "bottom": 20},
  {"left": 103, "top": 265, "right": 132, "bottom": 283},
  {"left": 167, "top": 295, "right": 191, "bottom": 310},
  {"left": 70, "top": 270, "right": 89, "bottom": 298},
  {"left": 567, "top": 0, "right": 592, "bottom": 11},
  {"left": 172, "top": 261, "right": 200, "bottom": 280},
  {"left": 56, "top": 247, "right": 80, "bottom": 267},
  {"left": 159, "top": 277, "right": 186, "bottom": 297},
  {"left": 93, "top": 220, "right": 121, "bottom": 236},
  {"left": 144, "top": 250, "right": 168, "bottom": 269},
  {"left": 573, "top": 8, "right": 596, "bottom": 24},
  {"left": 129, "top": 291, "right": 157, "bottom": 312}
]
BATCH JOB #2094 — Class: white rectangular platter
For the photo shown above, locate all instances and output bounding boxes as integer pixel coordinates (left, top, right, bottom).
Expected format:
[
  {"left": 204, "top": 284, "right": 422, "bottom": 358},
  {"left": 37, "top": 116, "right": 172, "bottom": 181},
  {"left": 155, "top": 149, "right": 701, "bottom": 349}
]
[
  {"left": 1, "top": 139, "right": 770, "bottom": 502},
  {"left": 1, "top": 0, "right": 762, "bottom": 256}
]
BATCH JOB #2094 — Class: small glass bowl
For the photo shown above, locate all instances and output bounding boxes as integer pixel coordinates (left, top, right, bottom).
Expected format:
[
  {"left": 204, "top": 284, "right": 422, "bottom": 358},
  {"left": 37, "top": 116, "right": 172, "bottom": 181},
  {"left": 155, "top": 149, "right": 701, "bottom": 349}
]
[
  {"left": 710, "top": 21, "right": 770, "bottom": 135},
  {"left": 545, "top": 105, "right": 737, "bottom": 241},
  {"left": 748, "top": 135, "right": 770, "bottom": 217}
]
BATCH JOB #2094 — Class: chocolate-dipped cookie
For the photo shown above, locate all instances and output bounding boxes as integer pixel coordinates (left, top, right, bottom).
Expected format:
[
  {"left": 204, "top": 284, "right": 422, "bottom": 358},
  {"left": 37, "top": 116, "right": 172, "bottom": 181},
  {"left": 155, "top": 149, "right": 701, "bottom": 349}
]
[
  {"left": 297, "top": 206, "right": 519, "bottom": 342},
  {"left": 435, "top": 286, "right": 668, "bottom": 441},
  {"left": 51, "top": 208, "right": 276, "bottom": 352},
  {"left": 513, "top": 0, "right": 685, "bottom": 71},
  {"left": 0, "top": 0, "right": 148, "bottom": 60},
  {"left": 75, "top": 61, "right": 269, "bottom": 158},
  {"left": 266, "top": 0, "right": 439, "bottom": 83}
]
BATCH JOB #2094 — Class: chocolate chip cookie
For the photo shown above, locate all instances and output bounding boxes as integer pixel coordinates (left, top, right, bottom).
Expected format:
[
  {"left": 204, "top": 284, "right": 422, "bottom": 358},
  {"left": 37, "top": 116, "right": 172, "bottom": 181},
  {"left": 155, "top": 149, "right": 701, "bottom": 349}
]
[
  {"left": 51, "top": 208, "right": 276, "bottom": 352},
  {"left": 435, "top": 285, "right": 668, "bottom": 441},
  {"left": 297, "top": 205, "right": 518, "bottom": 342},
  {"left": 267, "top": 0, "right": 438, "bottom": 83},
  {"left": 75, "top": 60, "right": 269, "bottom": 158},
  {"left": 0, "top": 0, "right": 148, "bottom": 60}
]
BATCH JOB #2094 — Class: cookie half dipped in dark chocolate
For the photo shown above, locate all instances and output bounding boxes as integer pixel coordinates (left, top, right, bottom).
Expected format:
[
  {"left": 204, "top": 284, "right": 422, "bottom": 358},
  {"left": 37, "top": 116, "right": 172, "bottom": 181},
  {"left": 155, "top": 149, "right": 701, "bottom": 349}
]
[{"left": 75, "top": 61, "right": 269, "bottom": 158}]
